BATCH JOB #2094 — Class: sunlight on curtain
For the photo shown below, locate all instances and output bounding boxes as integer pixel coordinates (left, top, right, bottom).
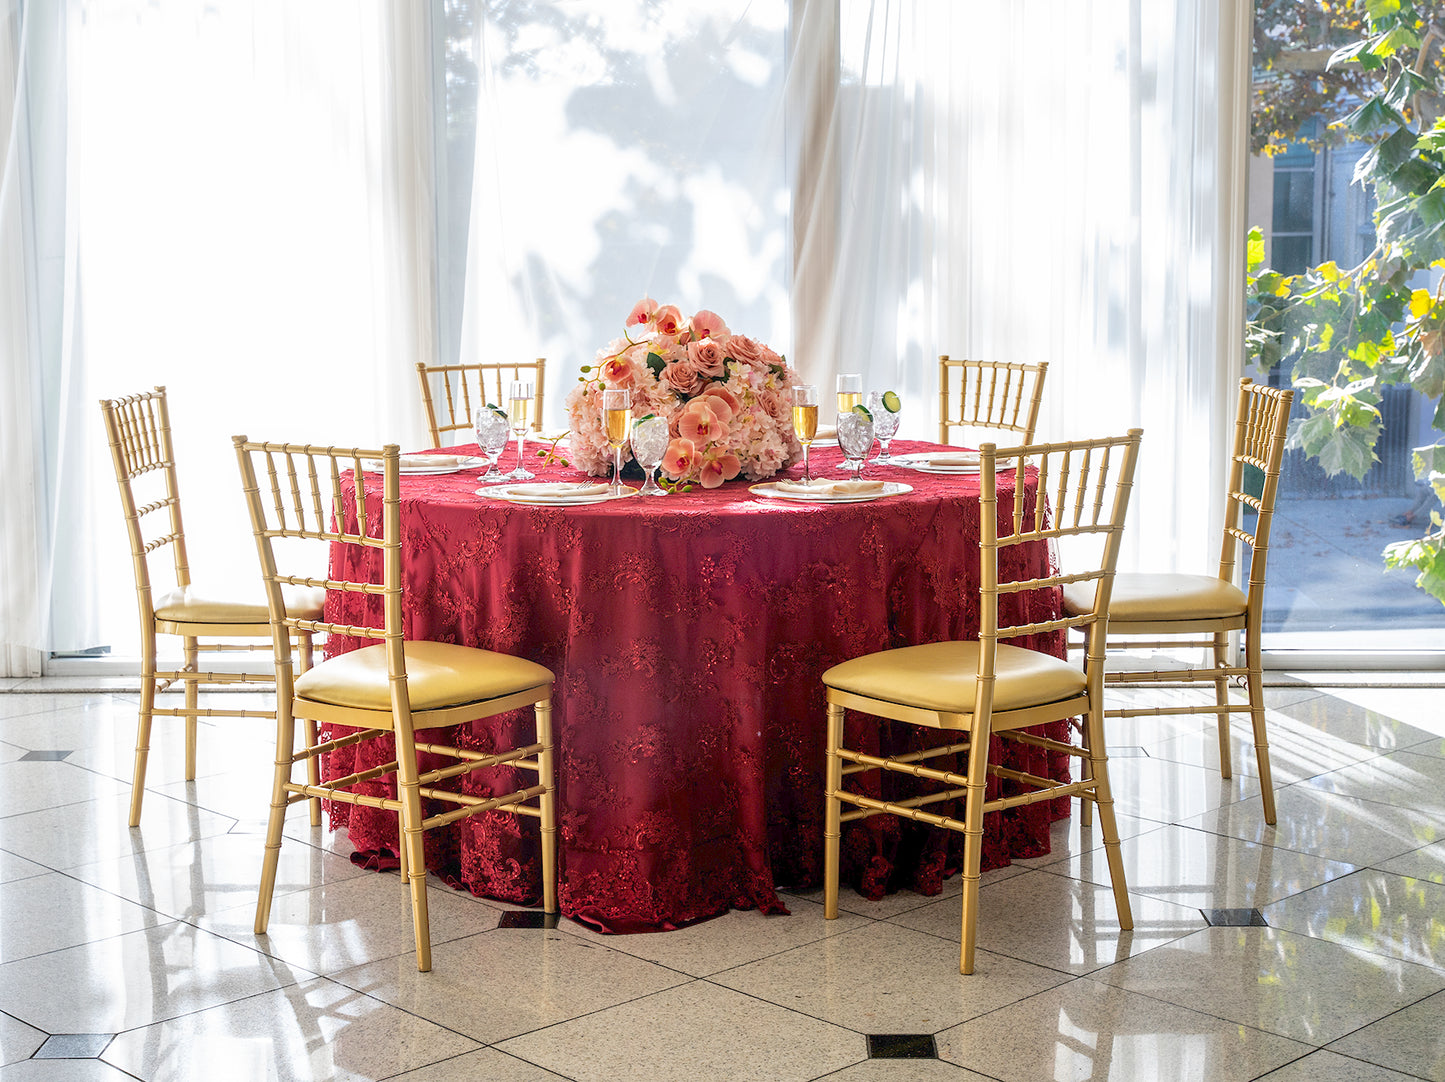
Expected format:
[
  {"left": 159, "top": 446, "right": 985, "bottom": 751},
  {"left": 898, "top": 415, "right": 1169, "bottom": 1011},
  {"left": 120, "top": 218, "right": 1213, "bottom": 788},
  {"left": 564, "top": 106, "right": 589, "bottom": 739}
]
[
  {"left": 458, "top": 0, "right": 791, "bottom": 430},
  {"left": 55, "top": 1, "right": 436, "bottom": 656},
  {"left": 815, "top": 0, "right": 1243, "bottom": 571},
  {"left": 459, "top": 0, "right": 1242, "bottom": 572}
]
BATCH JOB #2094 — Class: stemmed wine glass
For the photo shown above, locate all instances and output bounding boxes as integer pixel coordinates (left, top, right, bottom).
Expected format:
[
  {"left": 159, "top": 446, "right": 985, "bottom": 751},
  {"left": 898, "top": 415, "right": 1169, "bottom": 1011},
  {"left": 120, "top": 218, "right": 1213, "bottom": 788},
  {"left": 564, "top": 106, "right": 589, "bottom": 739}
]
[
  {"left": 791, "top": 385, "right": 819, "bottom": 485},
  {"left": 503, "top": 380, "right": 535, "bottom": 481},
  {"left": 836, "top": 409, "right": 875, "bottom": 481},
  {"left": 632, "top": 414, "right": 670, "bottom": 496},
  {"left": 867, "top": 390, "right": 901, "bottom": 464},
  {"left": 836, "top": 373, "right": 862, "bottom": 471},
  {"left": 473, "top": 404, "right": 511, "bottom": 480},
  {"left": 602, "top": 388, "right": 632, "bottom": 497}
]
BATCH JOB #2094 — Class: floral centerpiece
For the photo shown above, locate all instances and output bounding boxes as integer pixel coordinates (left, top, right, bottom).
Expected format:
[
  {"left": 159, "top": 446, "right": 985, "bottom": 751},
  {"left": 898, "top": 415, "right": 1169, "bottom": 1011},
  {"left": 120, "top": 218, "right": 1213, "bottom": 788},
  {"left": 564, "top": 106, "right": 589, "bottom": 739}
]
[{"left": 564, "top": 298, "right": 802, "bottom": 487}]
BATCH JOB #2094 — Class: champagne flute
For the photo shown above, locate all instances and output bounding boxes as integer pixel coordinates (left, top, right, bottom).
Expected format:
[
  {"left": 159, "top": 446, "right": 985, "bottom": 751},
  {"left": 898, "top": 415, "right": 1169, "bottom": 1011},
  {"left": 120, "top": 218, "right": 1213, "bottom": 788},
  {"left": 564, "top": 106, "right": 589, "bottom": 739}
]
[
  {"left": 836, "top": 373, "right": 862, "bottom": 471},
  {"left": 632, "top": 414, "right": 670, "bottom": 496},
  {"left": 473, "top": 404, "right": 511, "bottom": 479},
  {"left": 867, "top": 390, "right": 901, "bottom": 464},
  {"left": 791, "top": 384, "right": 819, "bottom": 485},
  {"left": 602, "top": 388, "right": 632, "bottom": 497},
  {"left": 836, "top": 408, "right": 875, "bottom": 481},
  {"left": 503, "top": 379, "right": 535, "bottom": 480}
]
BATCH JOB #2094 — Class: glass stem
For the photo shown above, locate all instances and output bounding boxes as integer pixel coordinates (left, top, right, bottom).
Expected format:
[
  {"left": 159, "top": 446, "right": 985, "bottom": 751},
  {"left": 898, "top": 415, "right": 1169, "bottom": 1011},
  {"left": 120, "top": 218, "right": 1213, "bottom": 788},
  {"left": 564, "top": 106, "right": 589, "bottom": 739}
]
[
  {"left": 801, "top": 442, "right": 811, "bottom": 483},
  {"left": 515, "top": 432, "right": 526, "bottom": 472}
]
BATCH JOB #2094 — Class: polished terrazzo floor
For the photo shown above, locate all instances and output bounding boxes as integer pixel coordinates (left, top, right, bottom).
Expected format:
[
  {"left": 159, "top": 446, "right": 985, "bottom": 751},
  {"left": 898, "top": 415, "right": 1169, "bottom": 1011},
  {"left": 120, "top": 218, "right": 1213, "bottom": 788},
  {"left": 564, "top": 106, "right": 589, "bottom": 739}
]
[{"left": 0, "top": 676, "right": 1441, "bottom": 1081}]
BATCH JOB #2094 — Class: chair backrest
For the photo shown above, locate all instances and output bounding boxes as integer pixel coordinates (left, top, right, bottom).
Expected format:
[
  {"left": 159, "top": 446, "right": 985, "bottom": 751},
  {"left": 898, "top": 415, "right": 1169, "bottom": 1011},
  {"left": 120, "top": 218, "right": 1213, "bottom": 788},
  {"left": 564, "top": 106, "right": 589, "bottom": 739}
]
[
  {"left": 1219, "top": 377, "right": 1294, "bottom": 608},
  {"left": 233, "top": 439, "right": 404, "bottom": 691},
  {"left": 979, "top": 430, "right": 1143, "bottom": 672},
  {"left": 100, "top": 386, "right": 190, "bottom": 621},
  {"left": 938, "top": 357, "right": 1049, "bottom": 446},
  {"left": 415, "top": 359, "right": 547, "bottom": 446}
]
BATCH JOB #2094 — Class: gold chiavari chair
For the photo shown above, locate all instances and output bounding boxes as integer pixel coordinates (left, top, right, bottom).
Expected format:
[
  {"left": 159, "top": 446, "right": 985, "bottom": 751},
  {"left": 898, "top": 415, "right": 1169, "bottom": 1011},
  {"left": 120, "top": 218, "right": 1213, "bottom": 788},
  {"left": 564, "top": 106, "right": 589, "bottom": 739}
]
[
  {"left": 100, "top": 387, "right": 323, "bottom": 827},
  {"left": 415, "top": 359, "right": 547, "bottom": 447},
  {"left": 822, "top": 430, "right": 1143, "bottom": 974},
  {"left": 1064, "top": 378, "right": 1294, "bottom": 825},
  {"left": 233, "top": 438, "right": 558, "bottom": 972},
  {"left": 938, "top": 357, "right": 1049, "bottom": 446}
]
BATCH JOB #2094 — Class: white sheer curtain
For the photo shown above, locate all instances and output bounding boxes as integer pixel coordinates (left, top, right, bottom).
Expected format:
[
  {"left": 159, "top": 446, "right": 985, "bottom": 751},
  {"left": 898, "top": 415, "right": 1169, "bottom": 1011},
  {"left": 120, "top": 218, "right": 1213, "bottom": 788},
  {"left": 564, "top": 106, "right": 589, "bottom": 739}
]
[
  {"left": 460, "top": 0, "right": 1248, "bottom": 573},
  {"left": 5, "top": 0, "right": 437, "bottom": 664}
]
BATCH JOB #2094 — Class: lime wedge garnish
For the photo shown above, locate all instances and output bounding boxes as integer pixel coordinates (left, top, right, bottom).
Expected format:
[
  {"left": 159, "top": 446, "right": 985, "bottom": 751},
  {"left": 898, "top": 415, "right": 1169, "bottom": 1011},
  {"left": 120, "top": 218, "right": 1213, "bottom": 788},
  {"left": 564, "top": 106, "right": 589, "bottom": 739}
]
[
  {"left": 851, "top": 404, "right": 873, "bottom": 421},
  {"left": 633, "top": 413, "right": 656, "bottom": 427},
  {"left": 882, "top": 391, "right": 901, "bottom": 413},
  {"left": 486, "top": 403, "right": 508, "bottom": 419}
]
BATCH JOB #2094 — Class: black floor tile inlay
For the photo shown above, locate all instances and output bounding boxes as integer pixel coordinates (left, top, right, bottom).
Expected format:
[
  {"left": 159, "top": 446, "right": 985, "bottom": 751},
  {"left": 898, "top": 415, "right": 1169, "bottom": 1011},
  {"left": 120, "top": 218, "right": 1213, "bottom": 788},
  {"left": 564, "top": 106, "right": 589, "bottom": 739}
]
[
  {"left": 867, "top": 1033, "right": 938, "bottom": 1059},
  {"left": 19, "top": 750, "right": 73, "bottom": 761},
  {"left": 34, "top": 1034, "right": 113, "bottom": 1059},
  {"left": 497, "top": 910, "right": 560, "bottom": 929},
  {"left": 1202, "top": 907, "right": 1268, "bottom": 927}
]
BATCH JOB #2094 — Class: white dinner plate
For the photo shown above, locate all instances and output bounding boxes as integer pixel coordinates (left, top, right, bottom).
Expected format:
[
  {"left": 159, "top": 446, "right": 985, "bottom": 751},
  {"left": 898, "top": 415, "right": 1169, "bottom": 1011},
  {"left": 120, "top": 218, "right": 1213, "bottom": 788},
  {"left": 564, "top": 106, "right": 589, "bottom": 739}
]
[
  {"left": 476, "top": 482, "right": 639, "bottom": 506},
  {"left": 749, "top": 481, "right": 912, "bottom": 504},
  {"left": 362, "top": 454, "right": 490, "bottom": 476},
  {"left": 888, "top": 452, "right": 981, "bottom": 474}
]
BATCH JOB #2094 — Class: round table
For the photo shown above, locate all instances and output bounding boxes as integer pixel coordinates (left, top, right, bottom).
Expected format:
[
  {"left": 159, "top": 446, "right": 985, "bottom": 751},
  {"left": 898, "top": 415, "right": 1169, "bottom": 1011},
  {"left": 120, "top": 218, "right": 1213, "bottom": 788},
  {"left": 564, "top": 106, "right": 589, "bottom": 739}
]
[{"left": 321, "top": 440, "right": 1070, "bottom": 932}]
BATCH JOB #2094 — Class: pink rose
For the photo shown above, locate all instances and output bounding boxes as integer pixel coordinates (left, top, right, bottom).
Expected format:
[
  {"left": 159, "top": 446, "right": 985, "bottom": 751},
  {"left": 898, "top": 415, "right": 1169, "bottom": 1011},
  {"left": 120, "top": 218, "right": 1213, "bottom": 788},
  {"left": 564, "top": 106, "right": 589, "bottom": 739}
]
[
  {"left": 688, "top": 337, "right": 727, "bottom": 379},
  {"left": 698, "top": 384, "right": 738, "bottom": 422},
  {"left": 698, "top": 452, "right": 742, "bottom": 489},
  {"left": 654, "top": 305, "right": 684, "bottom": 337},
  {"left": 692, "top": 309, "right": 729, "bottom": 339},
  {"left": 627, "top": 298, "right": 659, "bottom": 327},
  {"left": 679, "top": 398, "right": 729, "bottom": 445},
  {"left": 601, "top": 355, "right": 634, "bottom": 387},
  {"left": 661, "top": 357, "right": 704, "bottom": 396},
  {"left": 724, "top": 334, "right": 765, "bottom": 366},
  {"left": 662, "top": 438, "right": 697, "bottom": 479}
]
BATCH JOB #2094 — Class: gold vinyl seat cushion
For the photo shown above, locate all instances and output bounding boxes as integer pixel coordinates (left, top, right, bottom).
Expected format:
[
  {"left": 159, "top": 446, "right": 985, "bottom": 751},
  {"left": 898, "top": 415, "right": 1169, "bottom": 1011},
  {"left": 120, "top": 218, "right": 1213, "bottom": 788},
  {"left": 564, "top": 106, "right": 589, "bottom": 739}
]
[
  {"left": 823, "top": 641, "right": 1085, "bottom": 717},
  {"left": 152, "top": 584, "right": 327, "bottom": 625},
  {"left": 1062, "top": 573, "right": 1247, "bottom": 623},
  {"left": 294, "top": 641, "right": 554, "bottom": 712}
]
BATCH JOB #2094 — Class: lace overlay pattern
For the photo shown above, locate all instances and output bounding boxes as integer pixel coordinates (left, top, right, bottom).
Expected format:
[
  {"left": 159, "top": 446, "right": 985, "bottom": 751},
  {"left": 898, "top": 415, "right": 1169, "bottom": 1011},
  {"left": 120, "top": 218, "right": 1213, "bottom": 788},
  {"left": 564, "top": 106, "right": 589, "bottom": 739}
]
[{"left": 322, "top": 441, "right": 1068, "bottom": 932}]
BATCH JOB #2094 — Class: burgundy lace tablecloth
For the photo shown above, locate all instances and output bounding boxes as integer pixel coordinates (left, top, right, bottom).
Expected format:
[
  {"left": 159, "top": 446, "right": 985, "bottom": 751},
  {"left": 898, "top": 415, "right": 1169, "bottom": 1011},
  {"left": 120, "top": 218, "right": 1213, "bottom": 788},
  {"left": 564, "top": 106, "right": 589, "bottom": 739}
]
[{"left": 321, "top": 439, "right": 1069, "bottom": 933}]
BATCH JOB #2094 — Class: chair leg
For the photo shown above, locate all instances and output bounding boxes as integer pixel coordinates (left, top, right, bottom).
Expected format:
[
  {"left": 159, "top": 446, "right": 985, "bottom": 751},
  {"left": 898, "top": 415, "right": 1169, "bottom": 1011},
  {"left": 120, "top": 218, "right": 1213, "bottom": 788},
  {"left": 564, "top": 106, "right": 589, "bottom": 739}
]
[
  {"left": 1244, "top": 627, "right": 1277, "bottom": 826},
  {"left": 129, "top": 628, "right": 159, "bottom": 828},
  {"left": 397, "top": 759, "right": 432, "bottom": 972},
  {"left": 1083, "top": 701, "right": 1133, "bottom": 932},
  {"left": 1212, "top": 632, "right": 1232, "bottom": 779},
  {"left": 296, "top": 633, "right": 322, "bottom": 827},
  {"left": 958, "top": 713, "right": 992, "bottom": 975},
  {"left": 183, "top": 637, "right": 199, "bottom": 781},
  {"left": 1078, "top": 712, "right": 1095, "bottom": 828},
  {"left": 822, "top": 702, "right": 844, "bottom": 921},
  {"left": 535, "top": 698, "right": 559, "bottom": 914},
  {"left": 255, "top": 700, "right": 297, "bottom": 936}
]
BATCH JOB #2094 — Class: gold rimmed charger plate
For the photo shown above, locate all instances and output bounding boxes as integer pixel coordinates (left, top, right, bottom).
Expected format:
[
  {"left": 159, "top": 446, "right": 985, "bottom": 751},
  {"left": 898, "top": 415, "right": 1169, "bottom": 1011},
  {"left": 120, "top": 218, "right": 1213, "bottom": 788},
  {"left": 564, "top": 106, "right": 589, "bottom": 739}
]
[
  {"left": 476, "top": 482, "right": 639, "bottom": 506},
  {"left": 749, "top": 481, "right": 912, "bottom": 504}
]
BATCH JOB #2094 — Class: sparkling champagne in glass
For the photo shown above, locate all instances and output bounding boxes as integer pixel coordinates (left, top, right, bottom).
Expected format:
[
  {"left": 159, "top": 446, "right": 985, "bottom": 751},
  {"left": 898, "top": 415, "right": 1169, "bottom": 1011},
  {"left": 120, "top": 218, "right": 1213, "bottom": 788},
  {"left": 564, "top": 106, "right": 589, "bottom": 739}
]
[
  {"left": 791, "top": 385, "right": 819, "bottom": 485},
  {"left": 836, "top": 373, "right": 862, "bottom": 470},
  {"left": 602, "top": 388, "right": 632, "bottom": 497},
  {"left": 504, "top": 379, "right": 535, "bottom": 480}
]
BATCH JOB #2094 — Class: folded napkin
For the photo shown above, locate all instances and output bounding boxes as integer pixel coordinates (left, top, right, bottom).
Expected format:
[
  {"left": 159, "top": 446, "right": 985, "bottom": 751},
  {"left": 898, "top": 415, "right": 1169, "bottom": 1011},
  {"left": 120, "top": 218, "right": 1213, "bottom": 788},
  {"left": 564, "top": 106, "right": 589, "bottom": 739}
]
[
  {"left": 774, "top": 479, "right": 886, "bottom": 496},
  {"left": 927, "top": 454, "right": 980, "bottom": 467},
  {"left": 815, "top": 425, "right": 838, "bottom": 440},
  {"left": 503, "top": 482, "right": 610, "bottom": 498},
  {"left": 401, "top": 454, "right": 468, "bottom": 467}
]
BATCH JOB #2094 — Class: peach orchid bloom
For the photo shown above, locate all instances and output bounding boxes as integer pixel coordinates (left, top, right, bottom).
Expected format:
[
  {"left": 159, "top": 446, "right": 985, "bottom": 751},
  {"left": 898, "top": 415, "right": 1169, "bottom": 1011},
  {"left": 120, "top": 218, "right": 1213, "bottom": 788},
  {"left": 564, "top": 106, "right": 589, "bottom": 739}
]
[
  {"left": 678, "top": 398, "right": 730, "bottom": 445},
  {"left": 627, "top": 298, "right": 659, "bottom": 327},
  {"left": 662, "top": 437, "right": 697, "bottom": 478},
  {"left": 698, "top": 452, "right": 742, "bottom": 489},
  {"left": 600, "top": 355, "right": 634, "bottom": 386},
  {"left": 654, "top": 305, "right": 684, "bottom": 337},
  {"left": 691, "top": 309, "right": 729, "bottom": 339}
]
